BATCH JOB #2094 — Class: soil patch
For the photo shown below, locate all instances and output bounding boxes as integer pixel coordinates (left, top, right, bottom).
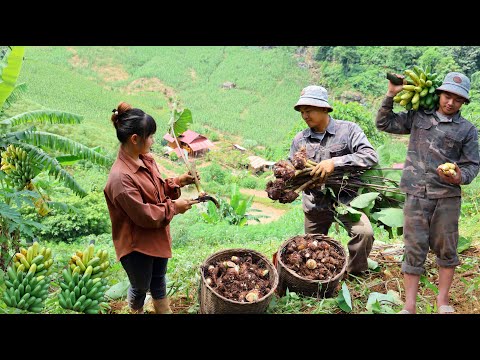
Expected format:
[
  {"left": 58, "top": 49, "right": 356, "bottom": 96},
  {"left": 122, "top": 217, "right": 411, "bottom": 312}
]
[{"left": 241, "top": 188, "right": 288, "bottom": 224}]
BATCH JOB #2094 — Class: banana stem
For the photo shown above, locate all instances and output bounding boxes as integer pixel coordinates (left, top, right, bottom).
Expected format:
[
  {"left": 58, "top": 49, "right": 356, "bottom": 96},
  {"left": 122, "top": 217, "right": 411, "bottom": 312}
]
[
  {"left": 169, "top": 104, "right": 203, "bottom": 194},
  {"left": 188, "top": 159, "right": 203, "bottom": 194}
]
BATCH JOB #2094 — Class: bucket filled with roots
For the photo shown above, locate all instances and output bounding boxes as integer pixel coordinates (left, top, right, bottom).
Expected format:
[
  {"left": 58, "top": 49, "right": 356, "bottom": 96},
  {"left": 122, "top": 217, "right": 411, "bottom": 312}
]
[
  {"left": 276, "top": 234, "right": 347, "bottom": 298},
  {"left": 199, "top": 248, "right": 278, "bottom": 314}
]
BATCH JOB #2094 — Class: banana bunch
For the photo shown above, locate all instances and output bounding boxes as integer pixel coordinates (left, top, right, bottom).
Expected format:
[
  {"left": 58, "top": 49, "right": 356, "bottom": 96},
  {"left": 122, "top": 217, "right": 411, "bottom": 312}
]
[
  {"left": 1, "top": 144, "right": 38, "bottom": 190},
  {"left": 58, "top": 244, "right": 110, "bottom": 314},
  {"left": 2, "top": 242, "right": 52, "bottom": 312},
  {"left": 12, "top": 241, "right": 54, "bottom": 276},
  {"left": 393, "top": 65, "right": 443, "bottom": 111}
]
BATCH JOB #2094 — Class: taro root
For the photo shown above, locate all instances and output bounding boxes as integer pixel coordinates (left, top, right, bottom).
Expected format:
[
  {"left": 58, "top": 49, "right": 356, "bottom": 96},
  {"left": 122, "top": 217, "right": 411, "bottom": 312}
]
[
  {"left": 278, "top": 190, "right": 299, "bottom": 203},
  {"left": 266, "top": 179, "right": 286, "bottom": 201},
  {"left": 204, "top": 254, "right": 272, "bottom": 303},
  {"left": 306, "top": 259, "right": 317, "bottom": 269},
  {"left": 256, "top": 269, "right": 269, "bottom": 278},
  {"left": 287, "top": 252, "right": 302, "bottom": 266},
  {"left": 280, "top": 235, "right": 346, "bottom": 281},
  {"left": 308, "top": 240, "right": 319, "bottom": 251},
  {"left": 273, "top": 160, "right": 296, "bottom": 181},
  {"left": 222, "top": 261, "right": 237, "bottom": 268},
  {"left": 245, "top": 290, "right": 259, "bottom": 302},
  {"left": 291, "top": 147, "right": 308, "bottom": 169},
  {"left": 296, "top": 238, "right": 308, "bottom": 250}
]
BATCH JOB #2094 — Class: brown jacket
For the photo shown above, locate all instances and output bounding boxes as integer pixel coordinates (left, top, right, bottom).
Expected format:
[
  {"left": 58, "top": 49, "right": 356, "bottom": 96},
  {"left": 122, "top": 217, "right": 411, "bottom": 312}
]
[{"left": 104, "top": 147, "right": 181, "bottom": 261}]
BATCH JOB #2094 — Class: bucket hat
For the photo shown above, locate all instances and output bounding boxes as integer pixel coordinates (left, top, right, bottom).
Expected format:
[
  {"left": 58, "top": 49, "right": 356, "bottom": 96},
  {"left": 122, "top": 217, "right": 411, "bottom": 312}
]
[
  {"left": 436, "top": 72, "right": 470, "bottom": 104},
  {"left": 294, "top": 85, "right": 333, "bottom": 112}
]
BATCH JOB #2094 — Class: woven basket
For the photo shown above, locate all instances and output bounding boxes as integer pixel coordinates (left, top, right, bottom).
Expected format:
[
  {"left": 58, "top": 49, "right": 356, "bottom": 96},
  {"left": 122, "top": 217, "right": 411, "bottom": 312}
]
[
  {"left": 199, "top": 248, "right": 278, "bottom": 314},
  {"left": 276, "top": 234, "right": 347, "bottom": 298}
]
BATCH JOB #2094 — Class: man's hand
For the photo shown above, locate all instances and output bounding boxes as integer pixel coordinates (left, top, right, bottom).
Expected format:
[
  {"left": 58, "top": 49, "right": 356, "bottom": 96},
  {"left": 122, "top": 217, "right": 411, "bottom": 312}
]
[
  {"left": 173, "top": 198, "right": 193, "bottom": 214},
  {"left": 437, "top": 162, "right": 462, "bottom": 185},
  {"left": 310, "top": 159, "right": 335, "bottom": 183},
  {"left": 178, "top": 171, "right": 199, "bottom": 187},
  {"left": 387, "top": 73, "right": 405, "bottom": 97}
]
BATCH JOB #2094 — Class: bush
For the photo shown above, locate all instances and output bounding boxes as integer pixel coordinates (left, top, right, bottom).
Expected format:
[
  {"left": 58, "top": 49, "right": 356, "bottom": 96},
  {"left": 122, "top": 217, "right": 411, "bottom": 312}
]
[
  {"left": 239, "top": 176, "right": 258, "bottom": 189},
  {"left": 202, "top": 163, "right": 227, "bottom": 185},
  {"left": 34, "top": 191, "right": 110, "bottom": 243},
  {"left": 169, "top": 151, "right": 179, "bottom": 161}
]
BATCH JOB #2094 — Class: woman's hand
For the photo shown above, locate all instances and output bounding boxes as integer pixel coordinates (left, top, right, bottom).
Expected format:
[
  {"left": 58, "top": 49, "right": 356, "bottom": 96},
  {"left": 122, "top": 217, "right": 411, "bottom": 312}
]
[
  {"left": 173, "top": 198, "right": 193, "bottom": 214},
  {"left": 178, "top": 171, "right": 199, "bottom": 187}
]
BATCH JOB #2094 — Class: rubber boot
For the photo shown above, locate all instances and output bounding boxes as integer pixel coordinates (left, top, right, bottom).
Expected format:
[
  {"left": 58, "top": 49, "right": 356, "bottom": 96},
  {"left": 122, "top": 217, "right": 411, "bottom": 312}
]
[
  {"left": 130, "top": 307, "right": 144, "bottom": 314},
  {"left": 152, "top": 297, "right": 173, "bottom": 314}
]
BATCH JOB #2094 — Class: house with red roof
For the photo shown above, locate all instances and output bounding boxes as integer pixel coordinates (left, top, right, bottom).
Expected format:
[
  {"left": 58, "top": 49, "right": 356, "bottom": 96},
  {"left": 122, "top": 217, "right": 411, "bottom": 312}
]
[{"left": 163, "top": 129, "right": 214, "bottom": 158}]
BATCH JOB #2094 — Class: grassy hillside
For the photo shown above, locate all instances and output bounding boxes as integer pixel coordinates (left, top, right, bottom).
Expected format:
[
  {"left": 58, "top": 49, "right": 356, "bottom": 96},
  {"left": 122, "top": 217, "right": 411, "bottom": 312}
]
[{"left": 20, "top": 46, "right": 311, "bottom": 156}]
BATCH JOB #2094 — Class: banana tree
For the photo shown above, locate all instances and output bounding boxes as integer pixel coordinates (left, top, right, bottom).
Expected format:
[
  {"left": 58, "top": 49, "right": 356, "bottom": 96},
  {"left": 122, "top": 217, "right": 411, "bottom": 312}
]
[
  {"left": 0, "top": 46, "right": 112, "bottom": 197},
  {"left": 0, "top": 46, "right": 112, "bottom": 269}
]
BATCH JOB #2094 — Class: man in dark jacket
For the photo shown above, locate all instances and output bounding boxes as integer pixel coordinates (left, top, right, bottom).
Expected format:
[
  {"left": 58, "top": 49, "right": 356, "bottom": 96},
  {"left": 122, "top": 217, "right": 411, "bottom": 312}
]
[{"left": 376, "top": 72, "right": 479, "bottom": 314}]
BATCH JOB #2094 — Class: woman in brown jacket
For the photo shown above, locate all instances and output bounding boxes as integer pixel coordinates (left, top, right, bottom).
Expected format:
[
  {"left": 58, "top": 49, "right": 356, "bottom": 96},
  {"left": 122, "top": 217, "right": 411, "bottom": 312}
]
[{"left": 104, "top": 102, "right": 196, "bottom": 314}]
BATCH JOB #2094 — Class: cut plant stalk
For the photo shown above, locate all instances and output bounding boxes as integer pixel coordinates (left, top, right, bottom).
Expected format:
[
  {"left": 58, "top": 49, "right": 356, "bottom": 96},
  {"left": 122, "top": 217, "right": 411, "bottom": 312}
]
[{"left": 168, "top": 103, "right": 219, "bottom": 207}]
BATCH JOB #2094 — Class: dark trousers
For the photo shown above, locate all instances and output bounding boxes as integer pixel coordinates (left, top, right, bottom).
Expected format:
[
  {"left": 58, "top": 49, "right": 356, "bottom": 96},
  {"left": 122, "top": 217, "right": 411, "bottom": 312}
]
[
  {"left": 304, "top": 210, "right": 375, "bottom": 273},
  {"left": 120, "top": 251, "right": 168, "bottom": 310}
]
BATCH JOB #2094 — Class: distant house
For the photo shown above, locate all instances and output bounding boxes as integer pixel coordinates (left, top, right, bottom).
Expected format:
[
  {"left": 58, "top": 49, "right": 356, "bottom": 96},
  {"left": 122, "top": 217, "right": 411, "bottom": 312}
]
[
  {"left": 163, "top": 129, "right": 214, "bottom": 158},
  {"left": 247, "top": 156, "right": 275, "bottom": 173}
]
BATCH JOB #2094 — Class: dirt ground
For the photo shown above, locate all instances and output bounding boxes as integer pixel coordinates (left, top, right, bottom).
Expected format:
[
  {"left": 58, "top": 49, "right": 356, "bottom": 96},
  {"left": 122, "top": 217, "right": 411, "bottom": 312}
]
[{"left": 240, "top": 188, "right": 287, "bottom": 224}]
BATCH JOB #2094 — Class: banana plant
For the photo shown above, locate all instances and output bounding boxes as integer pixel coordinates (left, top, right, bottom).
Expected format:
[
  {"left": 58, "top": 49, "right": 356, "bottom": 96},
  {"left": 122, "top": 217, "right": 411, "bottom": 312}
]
[
  {"left": 0, "top": 46, "right": 113, "bottom": 198},
  {"left": 0, "top": 46, "right": 112, "bottom": 269}
]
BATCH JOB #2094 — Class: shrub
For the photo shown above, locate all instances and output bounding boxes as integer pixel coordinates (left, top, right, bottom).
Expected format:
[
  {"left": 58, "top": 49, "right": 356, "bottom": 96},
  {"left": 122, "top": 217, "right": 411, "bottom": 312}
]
[{"left": 34, "top": 191, "right": 110, "bottom": 243}]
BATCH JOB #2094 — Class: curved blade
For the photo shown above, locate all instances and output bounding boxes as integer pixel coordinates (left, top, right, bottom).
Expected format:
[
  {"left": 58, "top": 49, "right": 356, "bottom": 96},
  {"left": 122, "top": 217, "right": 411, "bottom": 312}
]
[{"left": 191, "top": 195, "right": 220, "bottom": 208}]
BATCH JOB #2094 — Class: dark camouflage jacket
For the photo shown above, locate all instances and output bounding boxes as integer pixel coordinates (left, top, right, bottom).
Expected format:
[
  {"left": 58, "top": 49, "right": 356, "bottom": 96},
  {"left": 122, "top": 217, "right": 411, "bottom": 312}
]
[
  {"left": 289, "top": 117, "right": 379, "bottom": 213},
  {"left": 376, "top": 96, "right": 480, "bottom": 198}
]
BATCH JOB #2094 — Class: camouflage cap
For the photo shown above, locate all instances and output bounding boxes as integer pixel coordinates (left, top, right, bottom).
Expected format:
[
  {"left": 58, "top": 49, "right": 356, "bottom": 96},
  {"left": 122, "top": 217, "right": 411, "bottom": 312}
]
[
  {"left": 436, "top": 72, "right": 471, "bottom": 104},
  {"left": 294, "top": 85, "right": 333, "bottom": 112}
]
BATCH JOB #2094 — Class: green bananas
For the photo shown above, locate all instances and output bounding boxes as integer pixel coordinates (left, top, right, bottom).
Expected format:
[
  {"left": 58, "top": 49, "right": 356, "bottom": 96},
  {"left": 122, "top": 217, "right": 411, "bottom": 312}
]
[
  {"left": 0, "top": 144, "right": 39, "bottom": 190},
  {"left": 58, "top": 244, "right": 110, "bottom": 314},
  {"left": 2, "top": 242, "right": 53, "bottom": 313},
  {"left": 392, "top": 65, "right": 442, "bottom": 111}
]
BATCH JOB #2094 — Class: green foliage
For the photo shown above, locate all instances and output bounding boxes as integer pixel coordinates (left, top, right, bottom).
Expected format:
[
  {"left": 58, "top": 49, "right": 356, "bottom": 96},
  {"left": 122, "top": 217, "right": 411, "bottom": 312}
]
[
  {"left": 169, "top": 107, "right": 192, "bottom": 138},
  {"left": 239, "top": 176, "right": 257, "bottom": 189},
  {"left": 0, "top": 46, "right": 25, "bottom": 108},
  {"left": 348, "top": 68, "right": 386, "bottom": 97},
  {"left": 31, "top": 191, "right": 110, "bottom": 242},
  {"left": 199, "top": 184, "right": 258, "bottom": 226},
  {"left": 336, "top": 282, "right": 352, "bottom": 312},
  {"left": 385, "top": 46, "right": 423, "bottom": 71},
  {"left": 314, "top": 46, "right": 335, "bottom": 62},
  {"left": 332, "top": 46, "right": 360, "bottom": 75},
  {"left": 0, "top": 189, "right": 44, "bottom": 269},
  {"left": 447, "top": 46, "right": 480, "bottom": 78},
  {"left": 202, "top": 162, "right": 227, "bottom": 185},
  {"left": 168, "top": 151, "right": 178, "bottom": 161}
]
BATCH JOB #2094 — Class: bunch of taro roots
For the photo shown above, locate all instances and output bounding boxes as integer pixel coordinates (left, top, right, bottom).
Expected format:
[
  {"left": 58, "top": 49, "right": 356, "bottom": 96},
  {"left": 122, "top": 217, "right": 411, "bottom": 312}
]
[
  {"left": 281, "top": 234, "right": 346, "bottom": 280},
  {"left": 204, "top": 254, "right": 271, "bottom": 302},
  {"left": 266, "top": 147, "right": 394, "bottom": 203}
]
